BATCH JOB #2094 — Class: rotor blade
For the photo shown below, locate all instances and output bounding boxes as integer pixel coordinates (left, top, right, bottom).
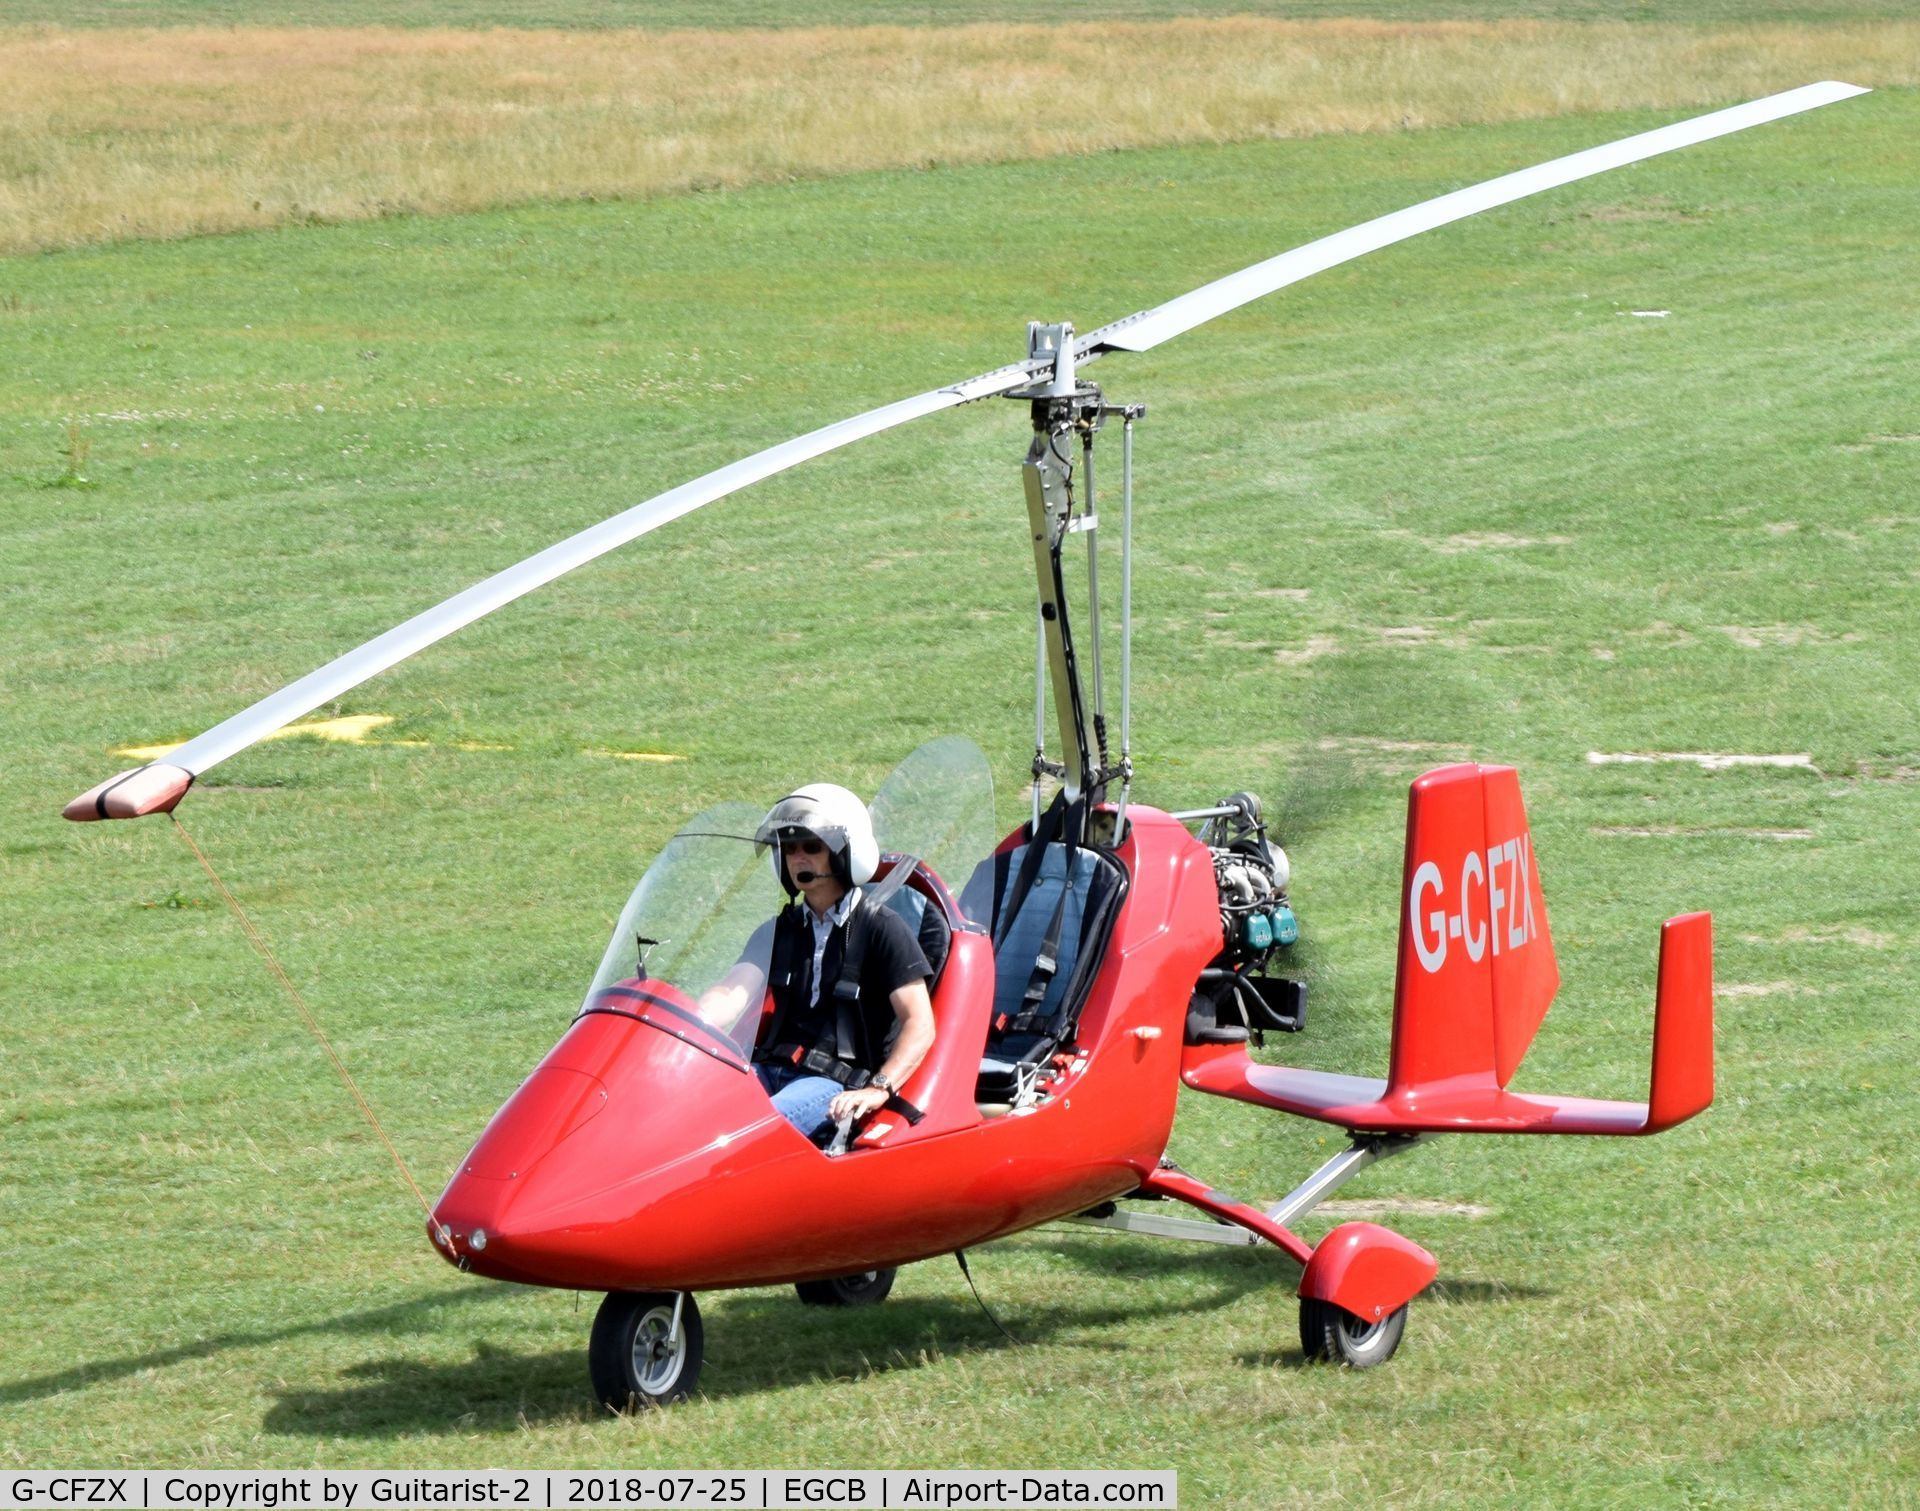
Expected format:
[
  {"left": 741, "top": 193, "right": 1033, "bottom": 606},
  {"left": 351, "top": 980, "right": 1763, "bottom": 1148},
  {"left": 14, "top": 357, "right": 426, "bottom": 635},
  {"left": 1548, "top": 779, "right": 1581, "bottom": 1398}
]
[
  {"left": 68, "top": 80, "right": 1867, "bottom": 820},
  {"left": 1076, "top": 80, "right": 1867, "bottom": 359},
  {"left": 74, "top": 357, "right": 1037, "bottom": 806}
]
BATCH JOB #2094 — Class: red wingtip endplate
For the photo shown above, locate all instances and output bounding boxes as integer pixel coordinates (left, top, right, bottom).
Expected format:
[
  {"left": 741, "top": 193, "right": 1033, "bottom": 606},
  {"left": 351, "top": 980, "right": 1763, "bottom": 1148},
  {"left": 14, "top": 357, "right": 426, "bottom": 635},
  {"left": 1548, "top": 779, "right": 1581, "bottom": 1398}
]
[
  {"left": 1647, "top": 911, "right": 1714, "bottom": 1131},
  {"left": 63, "top": 764, "right": 193, "bottom": 822}
]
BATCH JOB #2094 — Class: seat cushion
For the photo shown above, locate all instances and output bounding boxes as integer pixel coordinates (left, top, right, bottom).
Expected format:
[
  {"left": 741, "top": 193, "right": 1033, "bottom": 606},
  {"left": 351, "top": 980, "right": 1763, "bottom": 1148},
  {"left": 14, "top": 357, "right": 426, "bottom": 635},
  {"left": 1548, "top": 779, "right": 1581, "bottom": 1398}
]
[
  {"left": 879, "top": 880, "right": 951, "bottom": 983},
  {"left": 988, "top": 843, "right": 1109, "bottom": 1025}
]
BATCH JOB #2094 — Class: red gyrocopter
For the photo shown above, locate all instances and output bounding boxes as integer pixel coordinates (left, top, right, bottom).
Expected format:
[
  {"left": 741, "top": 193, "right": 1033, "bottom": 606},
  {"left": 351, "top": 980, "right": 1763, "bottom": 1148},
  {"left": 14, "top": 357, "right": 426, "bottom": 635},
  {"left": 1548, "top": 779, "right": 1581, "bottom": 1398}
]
[{"left": 67, "top": 82, "right": 1862, "bottom": 1408}]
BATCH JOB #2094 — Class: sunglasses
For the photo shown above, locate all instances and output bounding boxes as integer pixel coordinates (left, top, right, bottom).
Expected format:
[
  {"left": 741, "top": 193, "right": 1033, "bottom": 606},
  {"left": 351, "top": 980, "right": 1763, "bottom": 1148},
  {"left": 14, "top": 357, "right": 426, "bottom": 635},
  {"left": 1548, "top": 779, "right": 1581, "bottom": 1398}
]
[{"left": 780, "top": 836, "right": 828, "bottom": 857}]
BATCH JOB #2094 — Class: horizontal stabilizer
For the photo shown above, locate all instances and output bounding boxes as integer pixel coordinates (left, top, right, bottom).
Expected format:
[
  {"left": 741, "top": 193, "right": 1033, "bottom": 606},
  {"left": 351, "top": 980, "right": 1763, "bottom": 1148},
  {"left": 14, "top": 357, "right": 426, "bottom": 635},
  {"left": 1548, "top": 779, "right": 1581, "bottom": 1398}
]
[
  {"left": 1181, "top": 763, "right": 1714, "bottom": 1137},
  {"left": 1183, "top": 911, "right": 1713, "bottom": 1134},
  {"left": 1183, "top": 1045, "right": 1666, "bottom": 1133}
]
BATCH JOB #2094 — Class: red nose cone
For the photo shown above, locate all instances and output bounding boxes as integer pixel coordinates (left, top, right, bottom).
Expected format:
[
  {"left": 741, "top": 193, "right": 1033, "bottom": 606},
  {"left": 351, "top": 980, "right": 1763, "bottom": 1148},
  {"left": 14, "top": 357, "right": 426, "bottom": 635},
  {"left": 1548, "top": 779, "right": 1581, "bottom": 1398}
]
[
  {"left": 461, "top": 1067, "right": 607, "bottom": 1181},
  {"left": 429, "top": 1005, "right": 807, "bottom": 1289}
]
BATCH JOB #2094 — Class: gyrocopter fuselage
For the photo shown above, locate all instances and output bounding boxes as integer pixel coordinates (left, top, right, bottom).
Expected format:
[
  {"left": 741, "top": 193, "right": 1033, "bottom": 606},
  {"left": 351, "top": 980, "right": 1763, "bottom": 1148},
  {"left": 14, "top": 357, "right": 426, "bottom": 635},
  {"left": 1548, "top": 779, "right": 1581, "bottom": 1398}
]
[{"left": 65, "top": 83, "right": 1864, "bottom": 1410}]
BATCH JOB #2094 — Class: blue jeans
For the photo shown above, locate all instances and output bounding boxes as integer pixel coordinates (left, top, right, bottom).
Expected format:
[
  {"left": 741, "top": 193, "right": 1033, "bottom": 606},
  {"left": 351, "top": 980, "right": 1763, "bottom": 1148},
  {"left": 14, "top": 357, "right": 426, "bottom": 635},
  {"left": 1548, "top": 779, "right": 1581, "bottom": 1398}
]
[{"left": 755, "top": 1063, "right": 843, "bottom": 1141}]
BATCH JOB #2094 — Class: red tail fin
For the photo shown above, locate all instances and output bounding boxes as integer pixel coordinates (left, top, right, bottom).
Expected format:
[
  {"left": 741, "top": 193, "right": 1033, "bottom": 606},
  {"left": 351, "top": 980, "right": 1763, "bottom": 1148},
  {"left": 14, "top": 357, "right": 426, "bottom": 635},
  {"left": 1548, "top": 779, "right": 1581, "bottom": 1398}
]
[{"left": 1388, "top": 763, "right": 1558, "bottom": 1098}]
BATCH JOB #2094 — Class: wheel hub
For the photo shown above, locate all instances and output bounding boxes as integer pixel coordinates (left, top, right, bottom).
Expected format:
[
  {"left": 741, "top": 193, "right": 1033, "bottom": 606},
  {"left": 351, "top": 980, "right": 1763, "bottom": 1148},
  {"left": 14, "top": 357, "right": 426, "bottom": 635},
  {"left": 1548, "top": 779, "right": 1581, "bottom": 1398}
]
[{"left": 631, "top": 1307, "right": 686, "bottom": 1394}]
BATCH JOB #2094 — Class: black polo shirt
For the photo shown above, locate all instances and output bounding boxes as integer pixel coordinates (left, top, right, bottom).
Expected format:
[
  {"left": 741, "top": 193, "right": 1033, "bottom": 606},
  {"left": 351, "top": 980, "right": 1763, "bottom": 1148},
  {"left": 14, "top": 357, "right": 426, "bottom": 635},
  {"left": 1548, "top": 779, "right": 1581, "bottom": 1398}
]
[{"left": 756, "top": 894, "right": 931, "bottom": 1067}]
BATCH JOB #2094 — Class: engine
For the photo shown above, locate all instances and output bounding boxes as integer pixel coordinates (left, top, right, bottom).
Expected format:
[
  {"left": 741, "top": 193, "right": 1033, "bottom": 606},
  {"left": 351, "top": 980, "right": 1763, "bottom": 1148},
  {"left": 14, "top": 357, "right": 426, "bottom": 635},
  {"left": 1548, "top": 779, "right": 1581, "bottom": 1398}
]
[{"left": 1189, "top": 791, "right": 1307, "bottom": 1043}]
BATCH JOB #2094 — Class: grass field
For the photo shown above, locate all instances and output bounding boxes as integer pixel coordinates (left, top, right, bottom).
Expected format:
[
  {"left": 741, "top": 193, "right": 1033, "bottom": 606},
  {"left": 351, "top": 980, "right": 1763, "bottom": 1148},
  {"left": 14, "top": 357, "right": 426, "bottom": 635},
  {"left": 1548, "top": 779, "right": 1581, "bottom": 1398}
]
[
  {"left": 11, "top": 0, "right": 1920, "bottom": 27},
  {"left": 3, "top": 25, "right": 1918, "bottom": 1506},
  {"left": 8, "top": 19, "right": 1915, "bottom": 255}
]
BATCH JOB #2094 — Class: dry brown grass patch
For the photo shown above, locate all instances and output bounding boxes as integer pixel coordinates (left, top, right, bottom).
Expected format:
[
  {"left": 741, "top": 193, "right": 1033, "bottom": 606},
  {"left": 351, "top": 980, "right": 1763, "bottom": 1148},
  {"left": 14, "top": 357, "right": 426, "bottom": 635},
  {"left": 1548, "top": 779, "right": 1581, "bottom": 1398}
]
[{"left": 1, "top": 18, "right": 1913, "bottom": 254}]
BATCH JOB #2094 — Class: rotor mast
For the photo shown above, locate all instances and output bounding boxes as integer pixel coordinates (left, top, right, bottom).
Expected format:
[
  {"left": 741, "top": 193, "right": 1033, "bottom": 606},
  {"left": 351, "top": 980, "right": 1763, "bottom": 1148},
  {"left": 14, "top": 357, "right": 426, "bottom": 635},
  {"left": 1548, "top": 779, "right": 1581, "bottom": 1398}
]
[{"left": 1011, "top": 322, "right": 1140, "bottom": 817}]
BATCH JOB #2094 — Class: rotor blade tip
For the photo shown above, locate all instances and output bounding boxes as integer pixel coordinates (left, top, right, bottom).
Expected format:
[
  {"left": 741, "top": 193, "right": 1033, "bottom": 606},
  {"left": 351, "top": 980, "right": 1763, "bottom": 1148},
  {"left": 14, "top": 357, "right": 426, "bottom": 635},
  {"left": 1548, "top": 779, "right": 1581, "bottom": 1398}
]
[{"left": 64, "top": 763, "right": 193, "bottom": 822}]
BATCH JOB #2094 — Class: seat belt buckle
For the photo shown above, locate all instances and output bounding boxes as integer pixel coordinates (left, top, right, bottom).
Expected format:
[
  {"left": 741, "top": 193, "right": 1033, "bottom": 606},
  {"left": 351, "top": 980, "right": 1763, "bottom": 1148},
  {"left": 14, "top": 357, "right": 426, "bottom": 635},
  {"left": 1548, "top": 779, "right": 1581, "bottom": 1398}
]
[{"left": 824, "top": 1114, "right": 856, "bottom": 1157}]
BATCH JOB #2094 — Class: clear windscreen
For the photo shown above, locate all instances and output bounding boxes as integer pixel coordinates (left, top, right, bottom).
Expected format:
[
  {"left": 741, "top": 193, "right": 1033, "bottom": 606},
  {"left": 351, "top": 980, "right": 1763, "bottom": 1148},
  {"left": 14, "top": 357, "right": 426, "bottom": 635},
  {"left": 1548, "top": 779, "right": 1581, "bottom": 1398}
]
[
  {"left": 870, "top": 735, "right": 997, "bottom": 913},
  {"left": 581, "top": 737, "right": 999, "bottom": 1045},
  {"left": 583, "top": 801, "right": 780, "bottom": 1045}
]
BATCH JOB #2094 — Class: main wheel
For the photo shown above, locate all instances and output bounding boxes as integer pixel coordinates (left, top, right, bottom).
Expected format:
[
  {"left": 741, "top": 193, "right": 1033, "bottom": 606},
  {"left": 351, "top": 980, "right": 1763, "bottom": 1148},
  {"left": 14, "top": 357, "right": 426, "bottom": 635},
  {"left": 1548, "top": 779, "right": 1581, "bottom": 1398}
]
[
  {"left": 794, "top": 1268, "right": 896, "bottom": 1307},
  {"left": 589, "top": 1291, "right": 703, "bottom": 1410},
  {"left": 1299, "top": 1296, "right": 1407, "bottom": 1368}
]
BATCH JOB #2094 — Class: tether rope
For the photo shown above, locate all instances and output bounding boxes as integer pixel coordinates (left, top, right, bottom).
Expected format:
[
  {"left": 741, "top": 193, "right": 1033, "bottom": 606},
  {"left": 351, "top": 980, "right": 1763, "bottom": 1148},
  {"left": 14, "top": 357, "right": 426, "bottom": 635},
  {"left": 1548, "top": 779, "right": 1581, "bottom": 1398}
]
[
  {"left": 954, "top": 1249, "right": 1024, "bottom": 1348},
  {"left": 169, "top": 812, "right": 440, "bottom": 1231}
]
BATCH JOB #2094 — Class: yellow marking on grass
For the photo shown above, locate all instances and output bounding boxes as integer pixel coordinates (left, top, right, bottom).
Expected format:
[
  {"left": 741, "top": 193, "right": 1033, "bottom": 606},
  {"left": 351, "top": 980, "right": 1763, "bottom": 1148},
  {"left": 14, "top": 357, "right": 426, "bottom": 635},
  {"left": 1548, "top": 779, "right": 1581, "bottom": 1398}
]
[
  {"left": 115, "top": 713, "right": 396, "bottom": 760},
  {"left": 584, "top": 748, "right": 687, "bottom": 764},
  {"left": 114, "top": 714, "right": 514, "bottom": 760},
  {"left": 280, "top": 714, "right": 394, "bottom": 744},
  {"left": 1, "top": 19, "right": 1912, "bottom": 255}
]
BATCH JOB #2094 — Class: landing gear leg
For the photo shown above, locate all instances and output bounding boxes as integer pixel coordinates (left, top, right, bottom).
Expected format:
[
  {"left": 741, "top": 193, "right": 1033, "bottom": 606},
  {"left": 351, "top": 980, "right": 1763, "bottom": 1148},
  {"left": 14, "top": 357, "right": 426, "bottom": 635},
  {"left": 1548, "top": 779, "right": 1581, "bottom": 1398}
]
[{"left": 589, "top": 1290, "right": 704, "bottom": 1410}]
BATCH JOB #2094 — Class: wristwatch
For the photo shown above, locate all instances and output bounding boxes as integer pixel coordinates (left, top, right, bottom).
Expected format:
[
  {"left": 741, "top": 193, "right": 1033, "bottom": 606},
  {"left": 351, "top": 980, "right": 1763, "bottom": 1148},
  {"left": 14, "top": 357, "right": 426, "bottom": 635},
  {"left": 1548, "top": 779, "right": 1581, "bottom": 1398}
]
[{"left": 869, "top": 1073, "right": 894, "bottom": 1093}]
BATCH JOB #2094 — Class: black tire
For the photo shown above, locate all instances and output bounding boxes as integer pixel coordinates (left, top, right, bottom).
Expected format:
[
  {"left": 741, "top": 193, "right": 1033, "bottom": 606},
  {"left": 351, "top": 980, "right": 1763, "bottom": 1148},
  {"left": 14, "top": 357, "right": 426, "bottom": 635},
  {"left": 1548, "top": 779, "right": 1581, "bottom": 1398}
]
[
  {"left": 589, "top": 1291, "right": 703, "bottom": 1410},
  {"left": 794, "top": 1268, "right": 897, "bottom": 1307},
  {"left": 1298, "top": 1296, "right": 1407, "bottom": 1368}
]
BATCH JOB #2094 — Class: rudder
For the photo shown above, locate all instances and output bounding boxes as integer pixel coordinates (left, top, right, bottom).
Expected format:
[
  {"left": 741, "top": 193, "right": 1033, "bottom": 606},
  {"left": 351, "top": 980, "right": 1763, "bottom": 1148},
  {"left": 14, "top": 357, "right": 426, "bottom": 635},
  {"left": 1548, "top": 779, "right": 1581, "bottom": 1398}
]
[{"left": 1388, "top": 764, "right": 1559, "bottom": 1099}]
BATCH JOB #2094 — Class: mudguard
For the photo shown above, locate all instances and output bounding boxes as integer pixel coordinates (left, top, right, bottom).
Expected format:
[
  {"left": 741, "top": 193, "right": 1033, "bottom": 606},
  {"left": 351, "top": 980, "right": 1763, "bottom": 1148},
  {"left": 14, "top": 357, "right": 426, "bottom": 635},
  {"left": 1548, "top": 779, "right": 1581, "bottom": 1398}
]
[{"left": 1297, "top": 1221, "right": 1437, "bottom": 1321}]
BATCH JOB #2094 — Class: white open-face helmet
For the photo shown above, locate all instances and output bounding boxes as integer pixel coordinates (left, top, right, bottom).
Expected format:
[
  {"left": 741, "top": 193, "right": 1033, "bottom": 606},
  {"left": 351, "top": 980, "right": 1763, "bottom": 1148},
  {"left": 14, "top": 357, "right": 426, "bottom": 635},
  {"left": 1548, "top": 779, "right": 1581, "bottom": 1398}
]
[{"left": 755, "top": 782, "right": 879, "bottom": 894}]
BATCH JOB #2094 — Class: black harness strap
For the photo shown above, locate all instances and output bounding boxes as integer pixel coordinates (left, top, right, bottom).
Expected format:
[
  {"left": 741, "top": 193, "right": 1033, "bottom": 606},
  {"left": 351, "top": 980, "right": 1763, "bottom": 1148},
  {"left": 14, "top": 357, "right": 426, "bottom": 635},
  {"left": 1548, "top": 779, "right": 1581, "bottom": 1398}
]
[
  {"left": 759, "top": 863, "right": 927, "bottom": 1073},
  {"left": 766, "top": 1043, "right": 872, "bottom": 1088},
  {"left": 1019, "top": 820, "right": 1081, "bottom": 1020},
  {"left": 827, "top": 860, "right": 920, "bottom": 1062},
  {"left": 830, "top": 901, "right": 873, "bottom": 1064},
  {"left": 993, "top": 795, "right": 1069, "bottom": 951},
  {"left": 986, "top": 798, "right": 1084, "bottom": 1037},
  {"left": 757, "top": 904, "right": 809, "bottom": 1060},
  {"left": 882, "top": 1092, "right": 926, "bottom": 1125}
]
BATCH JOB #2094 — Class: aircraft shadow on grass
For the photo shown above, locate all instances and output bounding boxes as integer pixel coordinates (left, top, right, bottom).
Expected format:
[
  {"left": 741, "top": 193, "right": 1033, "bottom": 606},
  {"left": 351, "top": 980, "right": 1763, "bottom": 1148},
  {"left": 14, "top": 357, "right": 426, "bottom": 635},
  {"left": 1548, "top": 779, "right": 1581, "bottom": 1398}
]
[
  {"left": 2, "top": 1236, "right": 1551, "bottom": 1429},
  {"left": 0, "top": 1285, "right": 514, "bottom": 1409},
  {"left": 259, "top": 1240, "right": 1548, "bottom": 1435},
  {"left": 1232, "top": 1274, "right": 1556, "bottom": 1372},
  {"left": 262, "top": 1241, "right": 1287, "bottom": 1435}
]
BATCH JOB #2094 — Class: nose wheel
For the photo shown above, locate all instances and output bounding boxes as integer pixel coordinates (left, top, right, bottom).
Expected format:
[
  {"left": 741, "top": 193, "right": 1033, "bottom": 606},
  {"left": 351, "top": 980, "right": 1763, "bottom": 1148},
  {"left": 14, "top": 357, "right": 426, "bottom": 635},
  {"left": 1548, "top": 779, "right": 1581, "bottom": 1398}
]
[
  {"left": 589, "top": 1290, "right": 704, "bottom": 1410},
  {"left": 794, "top": 1267, "right": 897, "bottom": 1306}
]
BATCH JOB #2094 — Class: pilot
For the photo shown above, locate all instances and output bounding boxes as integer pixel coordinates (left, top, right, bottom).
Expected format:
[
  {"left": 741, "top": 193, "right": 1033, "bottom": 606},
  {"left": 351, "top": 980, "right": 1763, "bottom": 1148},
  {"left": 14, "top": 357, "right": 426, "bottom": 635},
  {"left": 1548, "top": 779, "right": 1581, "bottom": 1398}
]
[{"left": 706, "top": 784, "right": 934, "bottom": 1141}]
